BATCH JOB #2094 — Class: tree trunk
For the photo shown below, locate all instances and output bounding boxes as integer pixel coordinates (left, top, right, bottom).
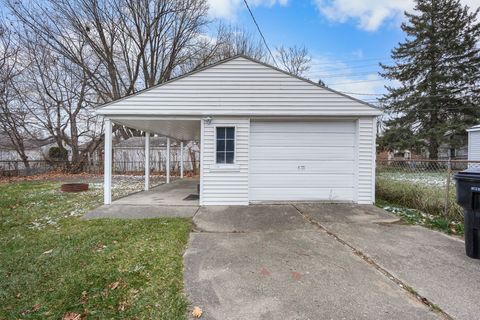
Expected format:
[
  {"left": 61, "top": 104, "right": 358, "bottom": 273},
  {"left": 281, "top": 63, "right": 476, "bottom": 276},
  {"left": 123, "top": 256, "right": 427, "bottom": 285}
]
[
  {"left": 188, "top": 147, "right": 197, "bottom": 174},
  {"left": 21, "top": 155, "right": 31, "bottom": 175},
  {"left": 428, "top": 138, "right": 439, "bottom": 159}
]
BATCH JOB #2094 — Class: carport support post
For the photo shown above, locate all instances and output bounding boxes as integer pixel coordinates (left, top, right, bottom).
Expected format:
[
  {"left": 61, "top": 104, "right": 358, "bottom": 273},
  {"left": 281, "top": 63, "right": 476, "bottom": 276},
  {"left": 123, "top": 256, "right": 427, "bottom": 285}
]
[
  {"left": 166, "top": 137, "right": 170, "bottom": 183},
  {"left": 145, "top": 132, "right": 150, "bottom": 191},
  {"left": 104, "top": 118, "right": 112, "bottom": 205},
  {"left": 180, "top": 141, "right": 184, "bottom": 179}
]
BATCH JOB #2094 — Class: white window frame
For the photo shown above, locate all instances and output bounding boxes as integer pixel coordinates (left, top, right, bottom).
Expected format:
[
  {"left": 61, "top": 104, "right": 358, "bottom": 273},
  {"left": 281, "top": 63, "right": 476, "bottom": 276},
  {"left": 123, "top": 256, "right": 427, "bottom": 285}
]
[{"left": 214, "top": 125, "right": 237, "bottom": 165}]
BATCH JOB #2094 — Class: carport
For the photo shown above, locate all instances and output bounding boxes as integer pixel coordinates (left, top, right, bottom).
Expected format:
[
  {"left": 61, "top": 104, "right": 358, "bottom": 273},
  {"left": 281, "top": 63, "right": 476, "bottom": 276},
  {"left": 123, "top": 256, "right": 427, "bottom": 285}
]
[{"left": 102, "top": 117, "right": 201, "bottom": 205}]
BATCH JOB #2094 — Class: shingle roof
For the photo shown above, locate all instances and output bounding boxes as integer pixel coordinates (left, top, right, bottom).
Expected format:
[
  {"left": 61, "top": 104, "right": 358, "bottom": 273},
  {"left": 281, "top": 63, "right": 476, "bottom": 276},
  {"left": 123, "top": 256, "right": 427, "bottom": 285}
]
[{"left": 0, "top": 133, "right": 55, "bottom": 150}]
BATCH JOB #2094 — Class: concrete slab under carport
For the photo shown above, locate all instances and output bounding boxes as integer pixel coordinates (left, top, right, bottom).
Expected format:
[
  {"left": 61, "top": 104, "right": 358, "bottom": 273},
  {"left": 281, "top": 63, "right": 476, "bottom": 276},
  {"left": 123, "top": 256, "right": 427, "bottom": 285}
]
[
  {"left": 184, "top": 204, "right": 440, "bottom": 320},
  {"left": 113, "top": 178, "right": 199, "bottom": 206},
  {"left": 295, "top": 203, "right": 480, "bottom": 320},
  {"left": 84, "top": 178, "right": 199, "bottom": 219}
]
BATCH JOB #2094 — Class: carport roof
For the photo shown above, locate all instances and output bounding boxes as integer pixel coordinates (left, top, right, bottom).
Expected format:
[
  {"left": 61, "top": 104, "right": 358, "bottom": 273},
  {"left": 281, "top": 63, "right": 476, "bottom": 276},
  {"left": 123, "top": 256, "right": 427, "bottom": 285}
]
[{"left": 111, "top": 118, "right": 201, "bottom": 141}]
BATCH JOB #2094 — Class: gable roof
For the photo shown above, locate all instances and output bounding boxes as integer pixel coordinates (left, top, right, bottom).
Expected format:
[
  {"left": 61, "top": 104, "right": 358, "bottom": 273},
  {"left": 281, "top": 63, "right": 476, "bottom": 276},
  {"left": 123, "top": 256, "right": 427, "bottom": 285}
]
[
  {"left": 0, "top": 133, "right": 55, "bottom": 150},
  {"left": 96, "top": 54, "right": 381, "bottom": 117},
  {"left": 467, "top": 125, "right": 480, "bottom": 132}
]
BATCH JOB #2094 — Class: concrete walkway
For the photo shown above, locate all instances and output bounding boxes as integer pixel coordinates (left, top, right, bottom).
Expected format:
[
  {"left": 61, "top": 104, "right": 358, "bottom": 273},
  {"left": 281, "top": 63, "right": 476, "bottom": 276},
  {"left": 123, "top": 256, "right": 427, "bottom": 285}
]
[
  {"left": 184, "top": 204, "right": 447, "bottom": 320},
  {"left": 295, "top": 203, "right": 480, "bottom": 320},
  {"left": 84, "top": 178, "right": 199, "bottom": 219}
]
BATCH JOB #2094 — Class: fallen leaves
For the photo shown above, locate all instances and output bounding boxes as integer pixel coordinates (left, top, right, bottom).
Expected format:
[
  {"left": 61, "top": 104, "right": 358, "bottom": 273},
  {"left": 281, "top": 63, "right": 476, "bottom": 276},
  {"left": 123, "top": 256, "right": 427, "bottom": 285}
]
[
  {"left": 291, "top": 271, "right": 302, "bottom": 280},
  {"left": 118, "top": 300, "right": 130, "bottom": 311},
  {"left": 448, "top": 222, "right": 458, "bottom": 234},
  {"left": 192, "top": 306, "right": 203, "bottom": 318},
  {"left": 19, "top": 304, "right": 41, "bottom": 316},
  {"left": 94, "top": 243, "right": 107, "bottom": 252},
  {"left": 80, "top": 291, "right": 88, "bottom": 304},
  {"left": 260, "top": 267, "right": 271, "bottom": 276},
  {"left": 0, "top": 172, "right": 101, "bottom": 185},
  {"left": 62, "top": 312, "right": 81, "bottom": 320},
  {"left": 109, "top": 281, "right": 120, "bottom": 290}
]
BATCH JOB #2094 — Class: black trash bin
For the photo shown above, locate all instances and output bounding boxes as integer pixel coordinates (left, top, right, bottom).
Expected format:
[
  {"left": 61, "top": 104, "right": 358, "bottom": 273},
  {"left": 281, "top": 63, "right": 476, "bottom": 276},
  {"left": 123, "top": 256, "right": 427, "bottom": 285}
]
[{"left": 454, "top": 167, "right": 480, "bottom": 259}]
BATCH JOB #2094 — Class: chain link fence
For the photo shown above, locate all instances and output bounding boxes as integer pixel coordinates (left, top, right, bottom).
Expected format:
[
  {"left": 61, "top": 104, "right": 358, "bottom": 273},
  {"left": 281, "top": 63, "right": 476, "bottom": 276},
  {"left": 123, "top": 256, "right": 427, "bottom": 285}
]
[{"left": 376, "top": 159, "right": 480, "bottom": 220}]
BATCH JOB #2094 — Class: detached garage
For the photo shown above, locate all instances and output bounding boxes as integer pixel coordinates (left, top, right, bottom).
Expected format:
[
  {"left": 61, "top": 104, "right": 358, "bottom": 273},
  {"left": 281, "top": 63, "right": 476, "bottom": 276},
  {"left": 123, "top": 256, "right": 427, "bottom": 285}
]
[{"left": 96, "top": 55, "right": 381, "bottom": 206}]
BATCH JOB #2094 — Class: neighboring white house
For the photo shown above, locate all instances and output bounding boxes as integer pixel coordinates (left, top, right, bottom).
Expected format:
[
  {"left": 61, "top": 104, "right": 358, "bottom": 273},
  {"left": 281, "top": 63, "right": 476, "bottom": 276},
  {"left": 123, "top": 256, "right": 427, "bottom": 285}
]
[
  {"left": 95, "top": 55, "right": 381, "bottom": 206},
  {"left": 0, "top": 134, "right": 56, "bottom": 161},
  {"left": 467, "top": 125, "right": 480, "bottom": 161}
]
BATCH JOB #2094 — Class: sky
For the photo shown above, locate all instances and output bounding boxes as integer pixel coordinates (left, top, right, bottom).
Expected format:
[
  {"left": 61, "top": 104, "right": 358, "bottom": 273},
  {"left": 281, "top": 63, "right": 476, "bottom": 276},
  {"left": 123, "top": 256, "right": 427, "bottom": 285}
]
[{"left": 206, "top": 0, "right": 480, "bottom": 104}]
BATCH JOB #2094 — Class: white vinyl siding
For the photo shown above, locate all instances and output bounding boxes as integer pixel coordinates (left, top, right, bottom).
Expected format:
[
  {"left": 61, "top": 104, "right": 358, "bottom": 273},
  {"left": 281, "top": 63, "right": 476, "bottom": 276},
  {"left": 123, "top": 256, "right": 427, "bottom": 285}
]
[
  {"left": 200, "top": 118, "right": 249, "bottom": 205},
  {"left": 357, "top": 117, "right": 376, "bottom": 204},
  {"left": 249, "top": 121, "right": 357, "bottom": 202},
  {"left": 97, "top": 57, "right": 380, "bottom": 117},
  {"left": 468, "top": 131, "right": 480, "bottom": 161}
]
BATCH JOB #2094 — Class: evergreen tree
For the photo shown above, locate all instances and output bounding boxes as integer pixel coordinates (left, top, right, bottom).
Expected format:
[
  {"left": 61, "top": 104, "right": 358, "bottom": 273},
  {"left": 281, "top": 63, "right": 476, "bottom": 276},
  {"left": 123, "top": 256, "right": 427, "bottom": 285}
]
[{"left": 380, "top": 0, "right": 480, "bottom": 158}]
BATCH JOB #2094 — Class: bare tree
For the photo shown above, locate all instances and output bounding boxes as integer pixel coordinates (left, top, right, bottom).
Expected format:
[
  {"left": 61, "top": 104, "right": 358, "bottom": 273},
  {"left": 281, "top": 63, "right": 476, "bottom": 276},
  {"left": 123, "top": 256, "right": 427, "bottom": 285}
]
[
  {"left": 214, "top": 24, "right": 267, "bottom": 61},
  {"left": 4, "top": 0, "right": 212, "bottom": 172},
  {"left": 6, "top": 0, "right": 210, "bottom": 99},
  {"left": 18, "top": 36, "right": 104, "bottom": 172},
  {"left": 0, "top": 18, "right": 33, "bottom": 172},
  {"left": 177, "top": 23, "right": 270, "bottom": 76},
  {"left": 276, "top": 45, "right": 311, "bottom": 77},
  {"left": 7, "top": 0, "right": 210, "bottom": 140}
]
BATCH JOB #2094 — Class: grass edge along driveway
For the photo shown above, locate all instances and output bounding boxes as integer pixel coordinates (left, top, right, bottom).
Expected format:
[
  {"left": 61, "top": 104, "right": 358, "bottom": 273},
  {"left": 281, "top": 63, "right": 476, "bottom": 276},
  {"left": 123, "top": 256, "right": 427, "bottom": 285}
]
[{"left": 0, "top": 181, "right": 191, "bottom": 319}]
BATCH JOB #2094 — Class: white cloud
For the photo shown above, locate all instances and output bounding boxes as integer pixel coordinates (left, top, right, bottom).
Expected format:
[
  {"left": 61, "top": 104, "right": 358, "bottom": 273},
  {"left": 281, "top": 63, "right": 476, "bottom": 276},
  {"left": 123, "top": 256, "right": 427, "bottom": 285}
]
[
  {"left": 207, "top": 0, "right": 288, "bottom": 20},
  {"left": 314, "top": 0, "right": 480, "bottom": 31}
]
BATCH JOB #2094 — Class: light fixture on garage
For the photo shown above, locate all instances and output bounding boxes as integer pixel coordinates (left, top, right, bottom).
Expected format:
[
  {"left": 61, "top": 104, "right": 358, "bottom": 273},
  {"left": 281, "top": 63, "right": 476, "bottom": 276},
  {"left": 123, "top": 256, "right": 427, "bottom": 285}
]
[{"left": 204, "top": 116, "right": 213, "bottom": 125}]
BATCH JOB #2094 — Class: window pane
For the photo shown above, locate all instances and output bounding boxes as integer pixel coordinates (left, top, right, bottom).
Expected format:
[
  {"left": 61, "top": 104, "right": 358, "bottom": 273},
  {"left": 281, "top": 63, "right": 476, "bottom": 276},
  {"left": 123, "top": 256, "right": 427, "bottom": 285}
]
[
  {"left": 216, "top": 140, "right": 225, "bottom": 152},
  {"left": 226, "top": 127, "right": 235, "bottom": 139},
  {"left": 216, "top": 152, "right": 225, "bottom": 163},
  {"left": 216, "top": 127, "right": 235, "bottom": 164},
  {"left": 225, "top": 152, "right": 234, "bottom": 164},
  {"left": 216, "top": 127, "right": 225, "bottom": 139},
  {"left": 226, "top": 140, "right": 234, "bottom": 152}
]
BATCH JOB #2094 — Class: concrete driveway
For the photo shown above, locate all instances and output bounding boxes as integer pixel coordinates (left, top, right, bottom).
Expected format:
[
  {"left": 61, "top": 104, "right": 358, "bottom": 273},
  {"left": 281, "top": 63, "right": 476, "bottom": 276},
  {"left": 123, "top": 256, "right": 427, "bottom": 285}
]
[{"left": 182, "top": 204, "right": 478, "bottom": 320}]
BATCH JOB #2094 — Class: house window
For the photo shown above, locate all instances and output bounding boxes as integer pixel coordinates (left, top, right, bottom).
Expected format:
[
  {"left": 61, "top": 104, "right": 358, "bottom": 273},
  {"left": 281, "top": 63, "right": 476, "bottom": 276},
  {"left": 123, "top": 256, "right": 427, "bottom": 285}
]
[
  {"left": 216, "top": 127, "right": 235, "bottom": 164},
  {"left": 450, "top": 148, "right": 456, "bottom": 158}
]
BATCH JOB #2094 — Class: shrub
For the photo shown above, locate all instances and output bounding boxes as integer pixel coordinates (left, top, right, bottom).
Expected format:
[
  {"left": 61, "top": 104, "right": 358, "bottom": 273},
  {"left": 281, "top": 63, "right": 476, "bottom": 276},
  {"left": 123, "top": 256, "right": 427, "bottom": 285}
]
[
  {"left": 48, "top": 146, "right": 68, "bottom": 160},
  {"left": 376, "top": 177, "right": 463, "bottom": 221}
]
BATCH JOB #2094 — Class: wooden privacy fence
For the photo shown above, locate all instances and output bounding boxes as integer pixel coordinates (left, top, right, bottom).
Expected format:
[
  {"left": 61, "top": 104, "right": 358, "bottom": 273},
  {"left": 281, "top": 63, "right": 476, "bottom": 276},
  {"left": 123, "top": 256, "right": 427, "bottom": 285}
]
[{"left": 0, "top": 160, "right": 199, "bottom": 177}]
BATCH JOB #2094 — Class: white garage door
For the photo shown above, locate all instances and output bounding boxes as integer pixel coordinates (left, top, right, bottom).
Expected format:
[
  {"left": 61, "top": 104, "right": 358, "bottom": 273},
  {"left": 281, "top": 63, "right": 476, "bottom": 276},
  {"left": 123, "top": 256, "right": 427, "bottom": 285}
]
[{"left": 249, "top": 121, "right": 356, "bottom": 202}]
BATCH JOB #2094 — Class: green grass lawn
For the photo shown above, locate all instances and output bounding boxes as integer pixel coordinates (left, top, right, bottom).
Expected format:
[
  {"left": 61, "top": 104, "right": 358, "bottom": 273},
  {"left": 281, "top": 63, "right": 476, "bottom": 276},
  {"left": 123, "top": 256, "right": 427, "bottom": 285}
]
[
  {"left": 0, "top": 181, "right": 191, "bottom": 319},
  {"left": 376, "top": 198, "right": 464, "bottom": 236}
]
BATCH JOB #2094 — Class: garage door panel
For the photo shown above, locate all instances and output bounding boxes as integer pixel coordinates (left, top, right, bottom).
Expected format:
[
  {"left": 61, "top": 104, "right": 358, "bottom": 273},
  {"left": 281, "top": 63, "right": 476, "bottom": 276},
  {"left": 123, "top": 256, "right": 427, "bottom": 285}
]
[
  {"left": 249, "top": 120, "right": 356, "bottom": 202},
  {"left": 250, "top": 132, "right": 355, "bottom": 147},
  {"left": 249, "top": 187, "right": 355, "bottom": 202},
  {"left": 250, "top": 146, "right": 355, "bottom": 161},
  {"left": 251, "top": 121, "right": 356, "bottom": 133},
  {"left": 249, "top": 174, "right": 355, "bottom": 188},
  {"left": 250, "top": 160, "right": 355, "bottom": 174}
]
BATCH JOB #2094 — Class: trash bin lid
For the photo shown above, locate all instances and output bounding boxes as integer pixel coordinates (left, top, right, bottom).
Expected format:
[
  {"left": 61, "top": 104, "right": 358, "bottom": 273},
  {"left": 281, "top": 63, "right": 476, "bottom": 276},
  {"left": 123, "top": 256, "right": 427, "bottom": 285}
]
[
  {"left": 454, "top": 167, "right": 480, "bottom": 180},
  {"left": 461, "top": 167, "right": 480, "bottom": 174}
]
